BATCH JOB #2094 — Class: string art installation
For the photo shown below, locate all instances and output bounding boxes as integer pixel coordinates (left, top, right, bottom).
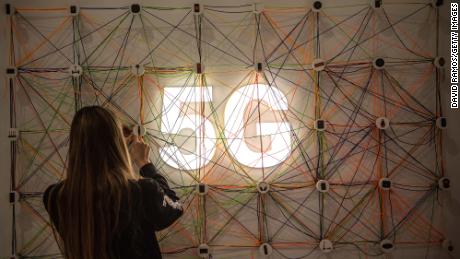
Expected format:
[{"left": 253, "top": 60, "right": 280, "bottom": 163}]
[{"left": 4, "top": 0, "right": 452, "bottom": 258}]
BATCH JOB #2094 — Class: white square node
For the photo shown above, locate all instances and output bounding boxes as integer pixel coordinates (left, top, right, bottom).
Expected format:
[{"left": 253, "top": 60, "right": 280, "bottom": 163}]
[
  {"left": 312, "top": 59, "right": 326, "bottom": 71},
  {"left": 68, "top": 64, "right": 83, "bottom": 78},
  {"left": 193, "top": 3, "right": 203, "bottom": 16},
  {"left": 69, "top": 5, "right": 80, "bottom": 16},
  {"left": 371, "top": 0, "right": 382, "bottom": 9},
  {"left": 6, "top": 67, "right": 17, "bottom": 77},
  {"left": 197, "top": 244, "right": 209, "bottom": 258},
  {"left": 9, "top": 191, "right": 19, "bottom": 204},
  {"left": 319, "top": 239, "right": 333, "bottom": 253},
  {"left": 6, "top": 3, "right": 14, "bottom": 16},
  {"left": 436, "top": 117, "right": 447, "bottom": 129},
  {"left": 131, "top": 64, "right": 145, "bottom": 77},
  {"left": 8, "top": 128, "right": 19, "bottom": 140},
  {"left": 314, "top": 119, "right": 326, "bottom": 131},
  {"left": 195, "top": 183, "right": 209, "bottom": 195}
]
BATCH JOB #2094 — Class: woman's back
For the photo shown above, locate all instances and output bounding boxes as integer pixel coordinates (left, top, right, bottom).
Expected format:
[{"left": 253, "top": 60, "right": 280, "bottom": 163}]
[
  {"left": 44, "top": 163, "right": 183, "bottom": 259},
  {"left": 42, "top": 106, "right": 183, "bottom": 259}
]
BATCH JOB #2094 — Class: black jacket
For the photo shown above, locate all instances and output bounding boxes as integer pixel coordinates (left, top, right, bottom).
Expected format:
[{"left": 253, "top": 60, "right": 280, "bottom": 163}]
[{"left": 43, "top": 163, "right": 183, "bottom": 259}]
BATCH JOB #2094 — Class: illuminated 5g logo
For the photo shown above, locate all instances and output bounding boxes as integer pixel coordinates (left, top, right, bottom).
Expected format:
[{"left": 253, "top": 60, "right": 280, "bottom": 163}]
[{"left": 160, "top": 84, "right": 291, "bottom": 170}]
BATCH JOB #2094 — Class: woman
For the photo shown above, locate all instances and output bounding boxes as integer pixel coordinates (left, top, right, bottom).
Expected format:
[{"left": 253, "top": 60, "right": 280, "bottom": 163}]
[{"left": 43, "top": 106, "right": 183, "bottom": 259}]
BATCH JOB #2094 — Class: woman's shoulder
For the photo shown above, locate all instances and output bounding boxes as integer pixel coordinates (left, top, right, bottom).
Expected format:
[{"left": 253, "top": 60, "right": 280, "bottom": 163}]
[
  {"left": 44, "top": 182, "right": 63, "bottom": 195},
  {"left": 43, "top": 182, "right": 63, "bottom": 210},
  {"left": 128, "top": 178, "right": 166, "bottom": 199},
  {"left": 44, "top": 182, "right": 63, "bottom": 197},
  {"left": 129, "top": 178, "right": 159, "bottom": 191}
]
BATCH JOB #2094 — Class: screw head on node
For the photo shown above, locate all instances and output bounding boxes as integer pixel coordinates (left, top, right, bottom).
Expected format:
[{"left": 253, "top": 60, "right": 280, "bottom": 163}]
[
  {"left": 436, "top": 117, "right": 447, "bottom": 129},
  {"left": 196, "top": 63, "right": 204, "bottom": 74},
  {"left": 380, "top": 239, "right": 395, "bottom": 253},
  {"left": 312, "top": 1, "right": 322, "bottom": 12},
  {"left": 255, "top": 62, "right": 264, "bottom": 72},
  {"left": 316, "top": 180, "right": 330, "bottom": 193},
  {"left": 379, "top": 178, "right": 392, "bottom": 191},
  {"left": 131, "top": 64, "right": 145, "bottom": 76},
  {"left": 442, "top": 239, "right": 454, "bottom": 252},
  {"left": 432, "top": 0, "right": 444, "bottom": 8},
  {"left": 438, "top": 177, "right": 451, "bottom": 190},
  {"left": 434, "top": 56, "right": 446, "bottom": 68},
  {"left": 373, "top": 58, "right": 385, "bottom": 70},
  {"left": 130, "top": 4, "right": 141, "bottom": 14},
  {"left": 375, "top": 117, "right": 390, "bottom": 130},
  {"left": 312, "top": 59, "right": 326, "bottom": 71},
  {"left": 259, "top": 243, "right": 273, "bottom": 256},
  {"left": 69, "top": 64, "right": 83, "bottom": 78},
  {"left": 371, "top": 0, "right": 383, "bottom": 9},
  {"left": 257, "top": 181, "right": 270, "bottom": 194}
]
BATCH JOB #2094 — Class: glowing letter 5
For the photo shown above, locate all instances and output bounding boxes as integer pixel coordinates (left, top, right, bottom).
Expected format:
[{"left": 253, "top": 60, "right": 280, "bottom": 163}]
[{"left": 160, "top": 87, "right": 216, "bottom": 170}]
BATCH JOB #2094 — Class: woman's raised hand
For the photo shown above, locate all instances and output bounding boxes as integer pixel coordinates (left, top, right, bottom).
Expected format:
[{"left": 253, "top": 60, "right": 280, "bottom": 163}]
[{"left": 128, "top": 134, "right": 151, "bottom": 168}]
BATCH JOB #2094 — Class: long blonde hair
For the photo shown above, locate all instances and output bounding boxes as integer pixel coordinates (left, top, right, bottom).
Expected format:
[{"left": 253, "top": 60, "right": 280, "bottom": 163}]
[{"left": 54, "top": 106, "right": 137, "bottom": 259}]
